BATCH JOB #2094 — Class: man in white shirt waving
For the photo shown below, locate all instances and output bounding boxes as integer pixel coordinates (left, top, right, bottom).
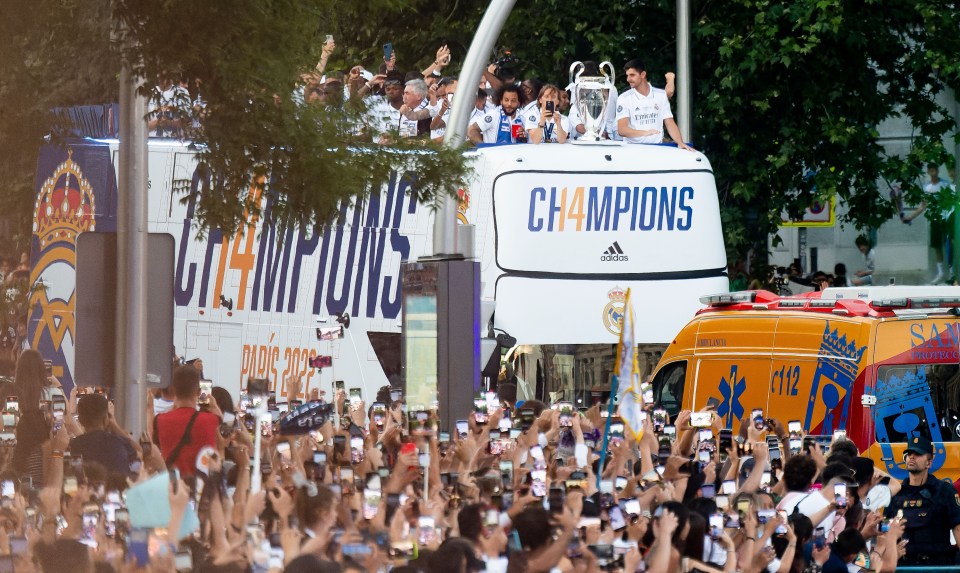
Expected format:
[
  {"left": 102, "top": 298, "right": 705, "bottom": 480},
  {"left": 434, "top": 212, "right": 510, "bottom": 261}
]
[{"left": 616, "top": 59, "right": 692, "bottom": 150}]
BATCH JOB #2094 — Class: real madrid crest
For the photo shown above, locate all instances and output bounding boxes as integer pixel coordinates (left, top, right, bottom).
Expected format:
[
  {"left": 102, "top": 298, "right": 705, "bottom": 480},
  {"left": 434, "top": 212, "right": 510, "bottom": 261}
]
[{"left": 602, "top": 286, "right": 626, "bottom": 335}]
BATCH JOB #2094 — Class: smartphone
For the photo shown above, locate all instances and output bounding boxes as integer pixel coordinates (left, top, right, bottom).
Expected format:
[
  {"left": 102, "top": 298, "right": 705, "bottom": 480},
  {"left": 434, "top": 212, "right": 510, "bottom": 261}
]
[
  {"left": 372, "top": 403, "right": 386, "bottom": 428},
  {"left": 640, "top": 382, "right": 654, "bottom": 405},
  {"left": 558, "top": 402, "right": 573, "bottom": 427},
  {"left": 715, "top": 494, "right": 729, "bottom": 511},
  {"left": 652, "top": 409, "right": 667, "bottom": 432},
  {"left": 487, "top": 430, "right": 502, "bottom": 455},
  {"left": 788, "top": 420, "right": 802, "bottom": 434},
  {"left": 760, "top": 471, "right": 772, "bottom": 489},
  {"left": 545, "top": 100, "right": 555, "bottom": 113},
  {"left": 350, "top": 436, "right": 365, "bottom": 464},
  {"left": 349, "top": 388, "right": 362, "bottom": 406},
  {"left": 608, "top": 505, "right": 627, "bottom": 531},
  {"left": 390, "top": 388, "right": 402, "bottom": 402},
  {"left": 383, "top": 43, "right": 394, "bottom": 61},
  {"left": 833, "top": 430, "right": 847, "bottom": 443},
  {"left": 63, "top": 476, "right": 78, "bottom": 496},
  {"left": 834, "top": 482, "right": 847, "bottom": 508},
  {"left": 198, "top": 380, "right": 212, "bottom": 405},
  {"left": 690, "top": 412, "right": 713, "bottom": 427},
  {"left": 335, "top": 380, "right": 345, "bottom": 392},
  {"left": 363, "top": 488, "right": 381, "bottom": 520},
  {"left": 82, "top": 503, "right": 99, "bottom": 539},
  {"left": 610, "top": 421, "right": 625, "bottom": 445},
  {"left": 768, "top": 443, "right": 781, "bottom": 460},
  {"left": 531, "top": 469, "right": 547, "bottom": 497},
  {"left": 500, "top": 460, "right": 514, "bottom": 485},
  {"left": 615, "top": 475, "right": 628, "bottom": 491},
  {"left": 455, "top": 419, "right": 469, "bottom": 438},
  {"left": 718, "top": 428, "right": 733, "bottom": 455},
  {"left": 418, "top": 516, "right": 436, "bottom": 546},
  {"left": 663, "top": 424, "right": 677, "bottom": 441},
  {"left": 700, "top": 483, "right": 715, "bottom": 498},
  {"left": 752, "top": 408, "right": 765, "bottom": 430},
  {"left": 259, "top": 419, "right": 273, "bottom": 439},
  {"left": 709, "top": 513, "right": 724, "bottom": 538},
  {"left": 548, "top": 487, "right": 565, "bottom": 514},
  {"left": 174, "top": 551, "right": 192, "bottom": 572},
  {"left": 1, "top": 480, "right": 14, "bottom": 499},
  {"left": 757, "top": 509, "right": 775, "bottom": 524},
  {"left": 814, "top": 527, "right": 826, "bottom": 549},
  {"left": 722, "top": 479, "right": 736, "bottom": 495},
  {"left": 473, "top": 399, "right": 489, "bottom": 424},
  {"left": 736, "top": 499, "right": 750, "bottom": 516},
  {"left": 274, "top": 442, "right": 291, "bottom": 467}
]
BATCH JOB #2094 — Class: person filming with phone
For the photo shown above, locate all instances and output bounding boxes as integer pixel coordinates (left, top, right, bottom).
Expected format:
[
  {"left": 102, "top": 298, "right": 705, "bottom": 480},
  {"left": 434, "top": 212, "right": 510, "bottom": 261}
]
[
  {"left": 153, "top": 365, "right": 221, "bottom": 478},
  {"left": 525, "top": 84, "right": 570, "bottom": 144}
]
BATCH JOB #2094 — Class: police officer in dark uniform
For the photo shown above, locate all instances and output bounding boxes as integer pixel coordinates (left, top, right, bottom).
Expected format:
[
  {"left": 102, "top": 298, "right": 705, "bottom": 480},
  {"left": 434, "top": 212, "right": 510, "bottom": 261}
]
[{"left": 884, "top": 435, "right": 960, "bottom": 566}]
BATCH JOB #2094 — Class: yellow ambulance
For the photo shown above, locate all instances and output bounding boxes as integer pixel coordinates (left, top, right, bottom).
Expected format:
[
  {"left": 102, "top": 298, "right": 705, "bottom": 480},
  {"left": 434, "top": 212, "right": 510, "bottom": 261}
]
[{"left": 649, "top": 286, "right": 960, "bottom": 481}]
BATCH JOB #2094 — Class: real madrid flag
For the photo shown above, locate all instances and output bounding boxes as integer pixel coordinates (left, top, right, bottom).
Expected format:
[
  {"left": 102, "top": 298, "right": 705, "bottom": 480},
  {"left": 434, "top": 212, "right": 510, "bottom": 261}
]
[{"left": 614, "top": 289, "right": 644, "bottom": 442}]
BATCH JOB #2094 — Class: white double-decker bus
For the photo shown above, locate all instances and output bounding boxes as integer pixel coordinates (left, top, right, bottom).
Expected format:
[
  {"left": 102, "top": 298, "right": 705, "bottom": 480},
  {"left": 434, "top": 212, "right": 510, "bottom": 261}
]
[{"left": 28, "top": 140, "right": 727, "bottom": 401}]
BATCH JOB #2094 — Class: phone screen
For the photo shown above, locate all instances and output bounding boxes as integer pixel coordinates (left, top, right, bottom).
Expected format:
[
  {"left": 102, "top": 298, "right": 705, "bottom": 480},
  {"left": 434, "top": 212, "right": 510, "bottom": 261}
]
[{"left": 834, "top": 483, "right": 847, "bottom": 507}]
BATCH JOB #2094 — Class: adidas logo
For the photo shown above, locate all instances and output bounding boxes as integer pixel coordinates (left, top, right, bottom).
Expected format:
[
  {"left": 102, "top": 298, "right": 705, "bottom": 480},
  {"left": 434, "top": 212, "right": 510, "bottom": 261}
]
[{"left": 600, "top": 241, "right": 629, "bottom": 262}]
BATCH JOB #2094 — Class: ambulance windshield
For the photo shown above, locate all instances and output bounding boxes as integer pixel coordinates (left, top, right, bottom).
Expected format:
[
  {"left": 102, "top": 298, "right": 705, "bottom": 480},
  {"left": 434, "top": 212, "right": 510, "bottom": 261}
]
[{"left": 651, "top": 360, "right": 687, "bottom": 417}]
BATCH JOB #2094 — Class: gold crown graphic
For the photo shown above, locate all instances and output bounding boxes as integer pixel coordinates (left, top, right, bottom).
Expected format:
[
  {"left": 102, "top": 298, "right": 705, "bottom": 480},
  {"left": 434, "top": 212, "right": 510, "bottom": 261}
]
[
  {"left": 607, "top": 286, "right": 626, "bottom": 301},
  {"left": 33, "top": 150, "right": 96, "bottom": 247}
]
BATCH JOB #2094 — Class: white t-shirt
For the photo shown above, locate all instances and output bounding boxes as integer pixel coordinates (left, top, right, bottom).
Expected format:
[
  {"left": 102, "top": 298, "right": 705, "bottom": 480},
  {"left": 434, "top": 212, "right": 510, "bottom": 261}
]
[
  {"left": 470, "top": 106, "right": 523, "bottom": 144},
  {"left": 863, "top": 484, "right": 891, "bottom": 513},
  {"left": 779, "top": 490, "right": 835, "bottom": 533},
  {"left": 925, "top": 179, "right": 953, "bottom": 217},
  {"left": 398, "top": 100, "right": 429, "bottom": 138},
  {"left": 367, "top": 96, "right": 402, "bottom": 140},
  {"left": 615, "top": 86, "right": 673, "bottom": 144},
  {"left": 522, "top": 108, "right": 572, "bottom": 143}
]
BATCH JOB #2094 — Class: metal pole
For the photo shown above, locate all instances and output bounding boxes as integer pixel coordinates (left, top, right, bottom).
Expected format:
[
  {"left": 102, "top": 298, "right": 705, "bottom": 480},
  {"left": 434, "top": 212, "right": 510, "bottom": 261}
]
[
  {"left": 436, "top": 0, "right": 516, "bottom": 257},
  {"left": 676, "top": 0, "right": 692, "bottom": 142},
  {"left": 117, "top": 52, "right": 149, "bottom": 437}
]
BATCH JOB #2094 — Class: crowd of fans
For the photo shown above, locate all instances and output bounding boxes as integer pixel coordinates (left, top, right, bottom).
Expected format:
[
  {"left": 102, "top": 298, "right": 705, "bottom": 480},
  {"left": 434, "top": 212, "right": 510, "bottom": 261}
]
[
  {"left": 148, "top": 41, "right": 684, "bottom": 148},
  {"left": 0, "top": 337, "right": 948, "bottom": 573}
]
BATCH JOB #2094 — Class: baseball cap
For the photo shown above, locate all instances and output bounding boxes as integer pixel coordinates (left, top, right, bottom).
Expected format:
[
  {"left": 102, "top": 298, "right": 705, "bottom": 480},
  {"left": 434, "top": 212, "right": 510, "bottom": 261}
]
[{"left": 904, "top": 435, "right": 934, "bottom": 456}]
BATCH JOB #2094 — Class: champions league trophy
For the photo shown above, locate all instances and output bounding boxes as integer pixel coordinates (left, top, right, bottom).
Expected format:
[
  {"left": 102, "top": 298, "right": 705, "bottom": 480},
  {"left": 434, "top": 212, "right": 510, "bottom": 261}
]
[{"left": 569, "top": 61, "right": 615, "bottom": 141}]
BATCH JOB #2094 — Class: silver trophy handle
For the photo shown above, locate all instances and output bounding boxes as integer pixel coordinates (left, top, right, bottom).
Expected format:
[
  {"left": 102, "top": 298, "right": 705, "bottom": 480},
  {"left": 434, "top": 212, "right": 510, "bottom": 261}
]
[
  {"left": 599, "top": 61, "right": 615, "bottom": 84},
  {"left": 569, "top": 61, "right": 585, "bottom": 88}
]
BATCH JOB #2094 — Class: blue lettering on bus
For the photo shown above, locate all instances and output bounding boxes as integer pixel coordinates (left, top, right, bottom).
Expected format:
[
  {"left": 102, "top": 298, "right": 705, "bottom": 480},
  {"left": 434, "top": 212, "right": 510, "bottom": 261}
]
[
  {"left": 172, "top": 164, "right": 418, "bottom": 321},
  {"left": 528, "top": 187, "right": 545, "bottom": 231},
  {"left": 528, "top": 184, "right": 696, "bottom": 233},
  {"left": 586, "top": 186, "right": 612, "bottom": 231}
]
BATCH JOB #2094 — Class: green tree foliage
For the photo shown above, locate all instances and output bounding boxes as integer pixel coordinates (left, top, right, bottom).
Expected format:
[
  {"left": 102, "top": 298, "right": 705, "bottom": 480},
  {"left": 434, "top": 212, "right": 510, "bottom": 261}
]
[
  {"left": 0, "top": 0, "right": 118, "bottom": 253},
  {"left": 694, "top": 0, "right": 960, "bottom": 255},
  {"left": 112, "top": 0, "right": 473, "bottom": 235}
]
